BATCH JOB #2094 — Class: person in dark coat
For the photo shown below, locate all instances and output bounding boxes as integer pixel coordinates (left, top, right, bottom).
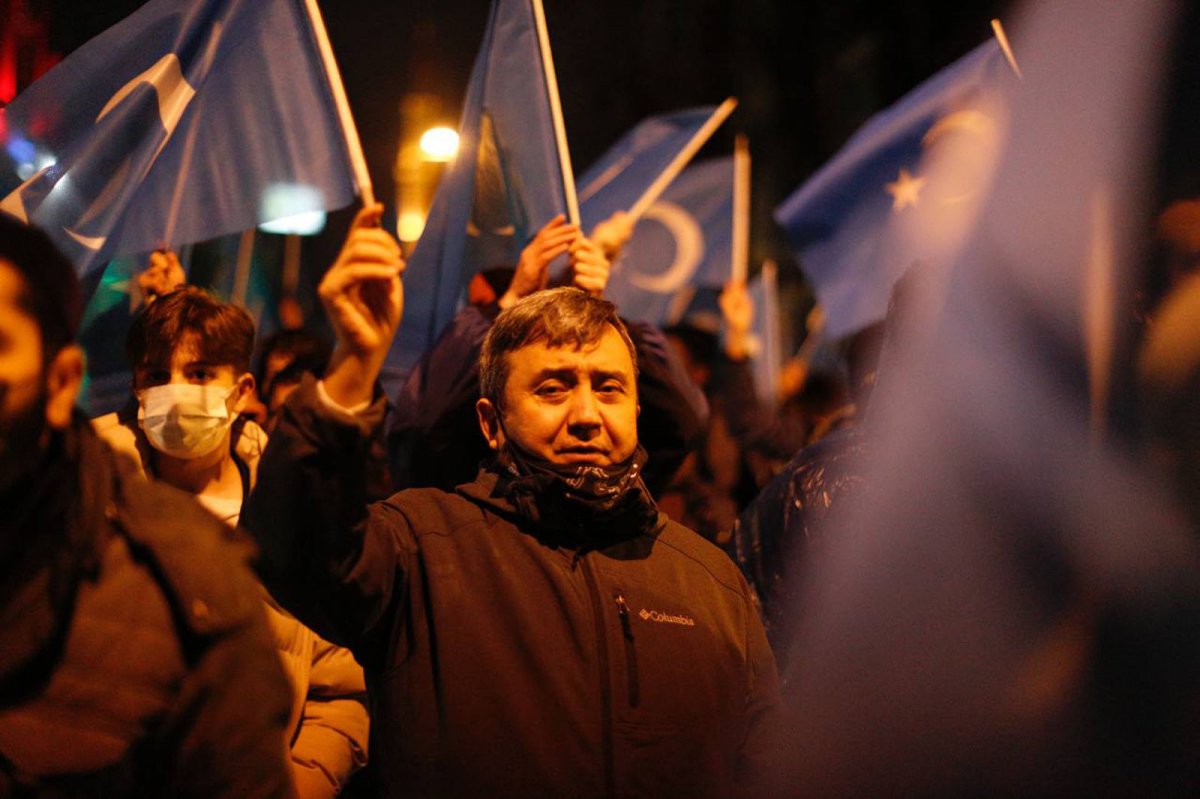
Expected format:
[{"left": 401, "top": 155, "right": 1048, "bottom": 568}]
[
  {"left": 244, "top": 208, "right": 780, "bottom": 798},
  {"left": 0, "top": 213, "right": 294, "bottom": 797}
]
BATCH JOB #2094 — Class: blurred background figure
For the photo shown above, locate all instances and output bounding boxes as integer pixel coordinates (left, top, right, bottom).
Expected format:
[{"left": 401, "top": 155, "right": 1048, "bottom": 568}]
[{"left": 770, "top": 3, "right": 1200, "bottom": 797}]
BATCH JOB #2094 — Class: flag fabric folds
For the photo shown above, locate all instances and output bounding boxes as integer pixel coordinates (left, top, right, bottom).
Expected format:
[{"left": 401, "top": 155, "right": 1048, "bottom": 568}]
[
  {"left": 390, "top": 0, "right": 571, "bottom": 387},
  {"left": 774, "top": 39, "right": 1007, "bottom": 340},
  {"left": 578, "top": 105, "right": 719, "bottom": 234},
  {"left": 606, "top": 157, "right": 733, "bottom": 326},
  {"left": 0, "top": 0, "right": 360, "bottom": 281}
]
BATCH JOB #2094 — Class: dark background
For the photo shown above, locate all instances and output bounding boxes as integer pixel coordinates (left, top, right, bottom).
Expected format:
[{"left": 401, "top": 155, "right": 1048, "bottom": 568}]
[{"left": 42, "top": 0, "right": 1012, "bottom": 316}]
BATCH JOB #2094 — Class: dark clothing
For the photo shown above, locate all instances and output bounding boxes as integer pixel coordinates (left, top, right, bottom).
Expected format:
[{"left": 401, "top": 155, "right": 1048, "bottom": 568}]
[
  {"left": 387, "top": 305, "right": 708, "bottom": 496},
  {"left": 0, "top": 421, "right": 293, "bottom": 798},
  {"left": 713, "top": 357, "right": 807, "bottom": 464},
  {"left": 246, "top": 379, "right": 780, "bottom": 799},
  {"left": 731, "top": 427, "right": 869, "bottom": 665}
]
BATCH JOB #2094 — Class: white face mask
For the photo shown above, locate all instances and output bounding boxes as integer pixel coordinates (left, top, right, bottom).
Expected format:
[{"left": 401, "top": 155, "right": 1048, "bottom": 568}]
[{"left": 137, "top": 383, "right": 238, "bottom": 460}]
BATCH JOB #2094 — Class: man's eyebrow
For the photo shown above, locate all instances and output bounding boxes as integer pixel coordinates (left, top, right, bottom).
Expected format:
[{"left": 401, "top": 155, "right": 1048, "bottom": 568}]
[
  {"left": 530, "top": 367, "right": 577, "bottom": 382},
  {"left": 590, "top": 369, "right": 630, "bottom": 385}
]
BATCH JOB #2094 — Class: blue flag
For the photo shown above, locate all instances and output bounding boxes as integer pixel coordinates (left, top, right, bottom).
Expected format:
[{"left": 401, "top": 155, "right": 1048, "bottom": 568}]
[
  {"left": 578, "top": 106, "right": 719, "bottom": 234},
  {"left": 0, "top": 0, "right": 359, "bottom": 281},
  {"left": 606, "top": 157, "right": 733, "bottom": 326},
  {"left": 774, "top": 39, "right": 1008, "bottom": 339},
  {"left": 390, "top": 0, "right": 570, "bottom": 388}
]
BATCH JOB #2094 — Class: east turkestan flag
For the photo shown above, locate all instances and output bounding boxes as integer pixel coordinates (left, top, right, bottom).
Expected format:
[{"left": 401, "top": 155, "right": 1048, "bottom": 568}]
[
  {"left": 605, "top": 157, "right": 734, "bottom": 327},
  {"left": 0, "top": 0, "right": 361, "bottom": 283},
  {"left": 391, "top": 0, "right": 573, "bottom": 387},
  {"left": 578, "top": 105, "right": 722, "bottom": 234},
  {"left": 775, "top": 38, "right": 1011, "bottom": 339}
]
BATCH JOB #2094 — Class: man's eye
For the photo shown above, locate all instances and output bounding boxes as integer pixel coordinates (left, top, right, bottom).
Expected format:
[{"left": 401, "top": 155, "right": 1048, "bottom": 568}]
[
  {"left": 190, "top": 370, "right": 215, "bottom": 381},
  {"left": 536, "top": 383, "right": 566, "bottom": 397},
  {"left": 597, "top": 381, "right": 625, "bottom": 395}
]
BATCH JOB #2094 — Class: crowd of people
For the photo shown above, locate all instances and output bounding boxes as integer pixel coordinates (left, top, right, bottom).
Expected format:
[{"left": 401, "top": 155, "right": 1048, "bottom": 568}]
[{"left": 4, "top": 8, "right": 1200, "bottom": 795}]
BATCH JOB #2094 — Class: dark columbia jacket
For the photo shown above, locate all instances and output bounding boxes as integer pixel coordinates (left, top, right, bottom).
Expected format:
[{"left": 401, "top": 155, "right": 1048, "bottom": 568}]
[
  {"left": 245, "top": 379, "right": 780, "bottom": 799},
  {"left": 0, "top": 420, "right": 294, "bottom": 798},
  {"left": 387, "top": 305, "right": 708, "bottom": 496}
]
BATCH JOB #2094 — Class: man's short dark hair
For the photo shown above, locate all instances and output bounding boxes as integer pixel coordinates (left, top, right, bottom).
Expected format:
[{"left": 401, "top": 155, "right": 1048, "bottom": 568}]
[
  {"left": 125, "top": 286, "right": 255, "bottom": 374},
  {"left": 479, "top": 287, "right": 637, "bottom": 406},
  {"left": 0, "top": 212, "right": 83, "bottom": 360}
]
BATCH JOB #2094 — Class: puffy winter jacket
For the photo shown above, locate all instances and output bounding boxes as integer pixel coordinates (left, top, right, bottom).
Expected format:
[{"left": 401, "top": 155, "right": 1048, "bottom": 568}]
[
  {"left": 245, "top": 378, "right": 781, "bottom": 799},
  {"left": 0, "top": 420, "right": 293, "bottom": 798}
]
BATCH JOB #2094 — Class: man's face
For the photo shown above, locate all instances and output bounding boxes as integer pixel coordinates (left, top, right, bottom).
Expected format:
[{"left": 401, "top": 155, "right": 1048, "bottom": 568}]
[
  {"left": 0, "top": 260, "right": 43, "bottom": 427},
  {"left": 0, "top": 260, "right": 45, "bottom": 438},
  {"left": 482, "top": 325, "right": 639, "bottom": 467}
]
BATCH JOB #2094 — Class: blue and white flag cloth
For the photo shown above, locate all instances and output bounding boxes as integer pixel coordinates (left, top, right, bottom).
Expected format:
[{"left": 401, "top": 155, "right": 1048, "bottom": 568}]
[
  {"left": 578, "top": 106, "right": 718, "bottom": 234},
  {"left": 0, "top": 0, "right": 360, "bottom": 281},
  {"left": 774, "top": 39, "right": 1009, "bottom": 339},
  {"left": 391, "top": 0, "right": 571, "bottom": 386},
  {"left": 607, "top": 157, "right": 733, "bottom": 326}
]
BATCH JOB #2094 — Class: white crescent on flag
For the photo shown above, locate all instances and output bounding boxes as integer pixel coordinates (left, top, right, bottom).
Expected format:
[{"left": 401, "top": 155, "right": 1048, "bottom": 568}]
[{"left": 628, "top": 200, "right": 705, "bottom": 294}]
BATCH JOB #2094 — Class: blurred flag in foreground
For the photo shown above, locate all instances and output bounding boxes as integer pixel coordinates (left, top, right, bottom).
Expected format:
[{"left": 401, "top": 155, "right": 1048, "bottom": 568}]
[
  {"left": 0, "top": 0, "right": 360, "bottom": 282},
  {"left": 578, "top": 104, "right": 726, "bottom": 234},
  {"left": 608, "top": 157, "right": 733, "bottom": 325},
  {"left": 392, "top": 0, "right": 572, "bottom": 386},
  {"left": 775, "top": 38, "right": 1008, "bottom": 339}
]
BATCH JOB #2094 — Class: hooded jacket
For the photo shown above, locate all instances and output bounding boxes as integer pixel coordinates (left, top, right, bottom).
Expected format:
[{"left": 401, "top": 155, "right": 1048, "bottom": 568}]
[{"left": 245, "top": 378, "right": 781, "bottom": 799}]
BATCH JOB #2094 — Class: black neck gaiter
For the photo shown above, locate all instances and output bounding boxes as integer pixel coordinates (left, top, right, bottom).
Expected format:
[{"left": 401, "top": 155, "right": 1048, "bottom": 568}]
[{"left": 495, "top": 442, "right": 661, "bottom": 543}]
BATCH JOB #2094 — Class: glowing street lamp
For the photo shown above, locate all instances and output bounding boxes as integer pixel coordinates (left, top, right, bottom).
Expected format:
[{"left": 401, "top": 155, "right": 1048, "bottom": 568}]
[{"left": 419, "top": 126, "right": 459, "bottom": 162}]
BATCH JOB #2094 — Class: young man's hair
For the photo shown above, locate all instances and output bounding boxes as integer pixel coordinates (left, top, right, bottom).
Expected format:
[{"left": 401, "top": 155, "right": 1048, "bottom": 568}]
[
  {"left": 479, "top": 287, "right": 637, "bottom": 406},
  {"left": 0, "top": 213, "right": 83, "bottom": 360},
  {"left": 125, "top": 286, "right": 255, "bottom": 375}
]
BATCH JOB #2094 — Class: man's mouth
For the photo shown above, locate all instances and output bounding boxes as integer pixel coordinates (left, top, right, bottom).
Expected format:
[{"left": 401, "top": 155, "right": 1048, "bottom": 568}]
[{"left": 556, "top": 446, "right": 609, "bottom": 463}]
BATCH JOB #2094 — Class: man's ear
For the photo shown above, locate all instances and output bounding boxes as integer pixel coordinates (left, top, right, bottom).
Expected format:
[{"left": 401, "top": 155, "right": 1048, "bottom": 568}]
[
  {"left": 230, "top": 372, "right": 256, "bottom": 414},
  {"left": 44, "top": 345, "right": 84, "bottom": 431},
  {"left": 476, "top": 398, "right": 503, "bottom": 451}
]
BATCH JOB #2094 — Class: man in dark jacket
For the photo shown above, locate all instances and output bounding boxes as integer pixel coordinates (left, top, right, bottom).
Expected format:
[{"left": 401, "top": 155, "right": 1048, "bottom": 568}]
[
  {"left": 245, "top": 209, "right": 781, "bottom": 798},
  {"left": 0, "top": 213, "right": 294, "bottom": 797}
]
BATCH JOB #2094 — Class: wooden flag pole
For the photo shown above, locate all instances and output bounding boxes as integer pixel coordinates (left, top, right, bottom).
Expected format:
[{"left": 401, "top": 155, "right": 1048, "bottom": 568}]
[
  {"left": 731, "top": 134, "right": 750, "bottom": 283},
  {"left": 627, "top": 97, "right": 739, "bottom": 222},
  {"left": 531, "top": 0, "right": 580, "bottom": 226},
  {"left": 1084, "top": 186, "right": 1115, "bottom": 446},
  {"left": 232, "top": 228, "right": 255, "bottom": 306},
  {"left": 990, "top": 19, "right": 1023, "bottom": 79},
  {"left": 303, "top": 0, "right": 375, "bottom": 207}
]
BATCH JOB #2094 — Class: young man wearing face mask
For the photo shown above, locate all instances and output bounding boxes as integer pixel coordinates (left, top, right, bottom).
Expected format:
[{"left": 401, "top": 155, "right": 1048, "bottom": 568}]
[
  {"left": 92, "top": 286, "right": 369, "bottom": 799},
  {"left": 0, "top": 213, "right": 294, "bottom": 796},
  {"left": 244, "top": 207, "right": 781, "bottom": 798}
]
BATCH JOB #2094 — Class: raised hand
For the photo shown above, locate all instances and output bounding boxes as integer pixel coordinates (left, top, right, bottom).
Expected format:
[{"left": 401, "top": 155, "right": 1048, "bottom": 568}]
[
  {"left": 719, "top": 279, "right": 755, "bottom": 361},
  {"left": 319, "top": 204, "right": 405, "bottom": 407},
  {"left": 590, "top": 210, "right": 634, "bottom": 260},
  {"left": 568, "top": 236, "right": 611, "bottom": 297},
  {"left": 500, "top": 215, "right": 579, "bottom": 309},
  {"left": 137, "top": 249, "right": 187, "bottom": 303}
]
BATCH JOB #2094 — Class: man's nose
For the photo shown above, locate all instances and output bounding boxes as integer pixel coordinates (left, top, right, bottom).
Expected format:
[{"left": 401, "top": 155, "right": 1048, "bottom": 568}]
[{"left": 566, "top": 386, "right": 603, "bottom": 431}]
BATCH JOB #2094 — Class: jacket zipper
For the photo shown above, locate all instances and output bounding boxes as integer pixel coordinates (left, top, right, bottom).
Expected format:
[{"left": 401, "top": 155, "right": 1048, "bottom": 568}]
[
  {"left": 613, "top": 590, "right": 640, "bottom": 708},
  {"left": 580, "top": 555, "right": 616, "bottom": 799}
]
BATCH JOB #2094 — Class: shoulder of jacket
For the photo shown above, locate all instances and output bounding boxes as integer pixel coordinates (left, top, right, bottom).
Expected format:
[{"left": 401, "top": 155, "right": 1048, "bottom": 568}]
[
  {"left": 653, "top": 518, "right": 751, "bottom": 598},
  {"left": 108, "top": 463, "right": 264, "bottom": 639}
]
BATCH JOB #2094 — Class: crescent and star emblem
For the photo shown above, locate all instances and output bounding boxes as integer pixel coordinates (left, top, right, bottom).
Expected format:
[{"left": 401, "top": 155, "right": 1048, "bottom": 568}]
[{"left": 1, "top": 52, "right": 196, "bottom": 251}]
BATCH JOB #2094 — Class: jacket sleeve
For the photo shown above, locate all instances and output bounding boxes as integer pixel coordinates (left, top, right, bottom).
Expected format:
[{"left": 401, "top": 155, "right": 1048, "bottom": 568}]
[
  {"left": 289, "top": 635, "right": 369, "bottom": 798},
  {"left": 735, "top": 579, "right": 783, "bottom": 799},
  {"left": 625, "top": 320, "right": 709, "bottom": 495},
  {"left": 167, "top": 608, "right": 297, "bottom": 799},
  {"left": 387, "top": 305, "right": 495, "bottom": 490},
  {"left": 243, "top": 374, "right": 410, "bottom": 664}
]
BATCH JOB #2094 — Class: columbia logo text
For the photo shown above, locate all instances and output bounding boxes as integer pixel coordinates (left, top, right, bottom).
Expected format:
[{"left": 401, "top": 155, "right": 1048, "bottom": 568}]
[{"left": 638, "top": 608, "right": 695, "bottom": 627}]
